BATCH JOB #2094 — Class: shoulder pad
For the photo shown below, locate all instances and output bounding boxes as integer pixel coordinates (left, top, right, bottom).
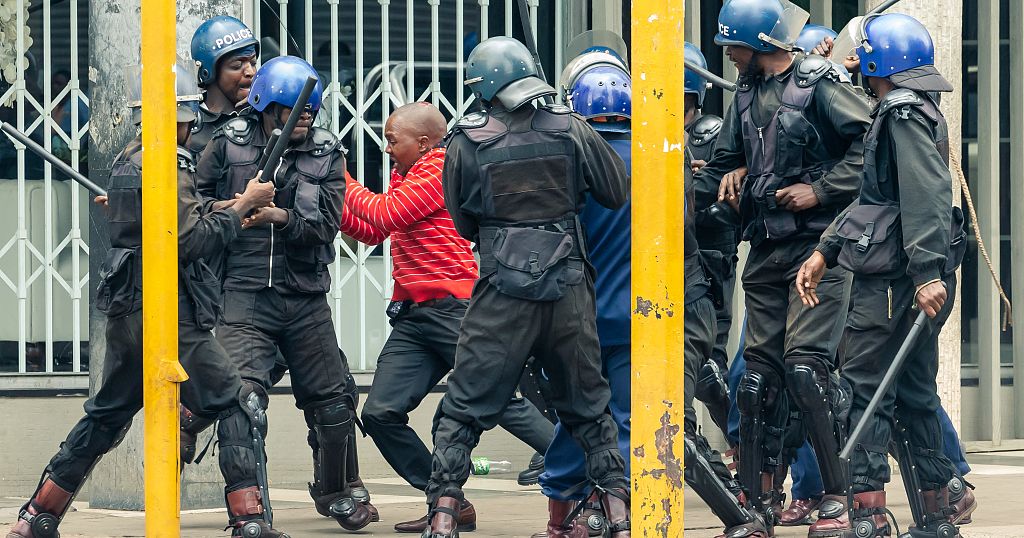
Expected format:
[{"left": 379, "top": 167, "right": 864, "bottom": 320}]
[
  {"left": 309, "top": 127, "right": 343, "bottom": 157},
  {"left": 533, "top": 107, "right": 572, "bottom": 132},
  {"left": 795, "top": 55, "right": 849, "bottom": 87},
  {"left": 176, "top": 147, "right": 196, "bottom": 171},
  {"left": 455, "top": 111, "right": 489, "bottom": 129},
  {"left": 217, "top": 116, "right": 258, "bottom": 145},
  {"left": 540, "top": 103, "right": 572, "bottom": 115},
  {"left": 453, "top": 113, "right": 508, "bottom": 144},
  {"left": 190, "top": 106, "right": 218, "bottom": 134},
  {"left": 878, "top": 88, "right": 924, "bottom": 119},
  {"left": 689, "top": 115, "right": 723, "bottom": 147}
]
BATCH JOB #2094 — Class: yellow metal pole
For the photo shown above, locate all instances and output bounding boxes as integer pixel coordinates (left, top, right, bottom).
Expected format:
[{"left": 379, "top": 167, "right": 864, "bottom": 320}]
[
  {"left": 141, "top": 0, "right": 187, "bottom": 535},
  {"left": 631, "top": 0, "right": 686, "bottom": 535}
]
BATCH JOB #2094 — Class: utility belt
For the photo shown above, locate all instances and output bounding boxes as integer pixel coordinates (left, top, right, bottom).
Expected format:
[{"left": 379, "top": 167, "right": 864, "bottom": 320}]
[
  {"left": 744, "top": 170, "right": 835, "bottom": 244},
  {"left": 477, "top": 218, "right": 586, "bottom": 302}
]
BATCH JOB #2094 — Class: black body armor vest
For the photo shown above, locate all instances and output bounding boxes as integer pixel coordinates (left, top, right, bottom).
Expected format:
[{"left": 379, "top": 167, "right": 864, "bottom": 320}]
[
  {"left": 736, "top": 56, "right": 845, "bottom": 245},
  {"left": 216, "top": 116, "right": 342, "bottom": 294}
]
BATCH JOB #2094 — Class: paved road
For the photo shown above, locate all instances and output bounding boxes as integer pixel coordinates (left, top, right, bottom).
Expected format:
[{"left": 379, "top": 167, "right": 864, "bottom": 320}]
[{"left": 2, "top": 395, "right": 1023, "bottom": 536}]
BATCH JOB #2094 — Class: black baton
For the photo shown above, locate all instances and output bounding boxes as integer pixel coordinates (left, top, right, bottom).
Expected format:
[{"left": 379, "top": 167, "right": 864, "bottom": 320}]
[
  {"left": 684, "top": 59, "right": 738, "bottom": 93},
  {"left": 839, "top": 309, "right": 930, "bottom": 461},
  {"left": 0, "top": 122, "right": 107, "bottom": 197},
  {"left": 258, "top": 76, "right": 317, "bottom": 183},
  {"left": 516, "top": 0, "right": 553, "bottom": 104}
]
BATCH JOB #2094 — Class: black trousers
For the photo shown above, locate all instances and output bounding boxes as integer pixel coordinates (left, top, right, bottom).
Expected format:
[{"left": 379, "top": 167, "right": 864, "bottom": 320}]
[
  {"left": 842, "top": 274, "right": 958, "bottom": 493},
  {"left": 425, "top": 277, "right": 625, "bottom": 504},
  {"left": 739, "top": 240, "right": 850, "bottom": 471},
  {"left": 46, "top": 308, "right": 246, "bottom": 493},
  {"left": 684, "top": 294, "right": 735, "bottom": 485},
  {"left": 710, "top": 273, "right": 736, "bottom": 371},
  {"left": 361, "top": 297, "right": 553, "bottom": 491},
  {"left": 217, "top": 287, "right": 349, "bottom": 409}
]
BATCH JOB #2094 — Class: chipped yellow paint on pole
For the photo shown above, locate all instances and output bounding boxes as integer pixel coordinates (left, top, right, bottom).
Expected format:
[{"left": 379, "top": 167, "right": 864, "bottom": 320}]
[
  {"left": 141, "top": 0, "right": 187, "bottom": 535},
  {"left": 631, "top": 0, "right": 686, "bottom": 536}
]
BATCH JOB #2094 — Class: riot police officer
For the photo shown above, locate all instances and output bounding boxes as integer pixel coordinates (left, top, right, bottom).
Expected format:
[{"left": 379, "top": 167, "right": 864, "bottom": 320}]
[
  {"left": 4, "top": 57, "right": 287, "bottom": 538},
  {"left": 695, "top": 0, "right": 871, "bottom": 533},
  {"left": 422, "top": 36, "right": 630, "bottom": 538},
  {"left": 178, "top": 12, "right": 260, "bottom": 470},
  {"left": 195, "top": 56, "right": 371, "bottom": 531},
  {"left": 188, "top": 15, "right": 259, "bottom": 155},
  {"left": 797, "top": 14, "right": 974, "bottom": 537},
  {"left": 684, "top": 41, "right": 741, "bottom": 443},
  {"left": 530, "top": 59, "right": 633, "bottom": 538}
]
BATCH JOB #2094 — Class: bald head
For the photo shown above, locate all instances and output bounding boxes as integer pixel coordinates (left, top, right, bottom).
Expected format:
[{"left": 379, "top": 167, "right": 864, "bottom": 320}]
[
  {"left": 389, "top": 102, "right": 447, "bottom": 144},
  {"left": 384, "top": 102, "right": 448, "bottom": 175}
]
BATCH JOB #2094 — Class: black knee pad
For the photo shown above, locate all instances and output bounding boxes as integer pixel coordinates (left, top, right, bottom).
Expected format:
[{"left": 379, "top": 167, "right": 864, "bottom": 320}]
[
  {"left": 238, "top": 382, "right": 270, "bottom": 439},
  {"left": 736, "top": 369, "right": 777, "bottom": 417},
  {"left": 695, "top": 360, "right": 729, "bottom": 404},
  {"left": 785, "top": 361, "right": 825, "bottom": 412}
]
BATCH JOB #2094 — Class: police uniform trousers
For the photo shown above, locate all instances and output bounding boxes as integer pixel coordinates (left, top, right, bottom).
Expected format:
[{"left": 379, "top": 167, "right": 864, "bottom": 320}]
[
  {"left": 45, "top": 306, "right": 245, "bottom": 493},
  {"left": 425, "top": 275, "right": 625, "bottom": 503},
  {"left": 360, "top": 296, "right": 553, "bottom": 491},
  {"left": 739, "top": 240, "right": 851, "bottom": 464},
  {"left": 539, "top": 344, "right": 630, "bottom": 500},
  {"left": 683, "top": 294, "right": 736, "bottom": 487},
  {"left": 711, "top": 271, "right": 736, "bottom": 371},
  {"left": 841, "top": 273, "right": 958, "bottom": 494},
  {"left": 217, "top": 287, "right": 349, "bottom": 409}
]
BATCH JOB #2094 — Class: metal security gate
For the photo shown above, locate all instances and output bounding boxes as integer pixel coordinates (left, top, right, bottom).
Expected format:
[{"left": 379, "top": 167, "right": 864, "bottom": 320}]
[
  {"left": 0, "top": 0, "right": 91, "bottom": 375},
  {"left": 246, "top": 0, "right": 575, "bottom": 370}
]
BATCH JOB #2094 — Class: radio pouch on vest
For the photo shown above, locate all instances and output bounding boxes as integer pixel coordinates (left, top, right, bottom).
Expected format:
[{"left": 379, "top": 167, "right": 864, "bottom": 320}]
[
  {"left": 184, "top": 260, "right": 223, "bottom": 330},
  {"left": 96, "top": 247, "right": 140, "bottom": 318},
  {"left": 836, "top": 204, "right": 902, "bottom": 275},
  {"left": 489, "top": 227, "right": 582, "bottom": 302}
]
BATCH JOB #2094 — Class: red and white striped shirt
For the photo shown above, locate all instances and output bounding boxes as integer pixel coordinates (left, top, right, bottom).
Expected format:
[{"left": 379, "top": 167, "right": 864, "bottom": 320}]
[{"left": 339, "top": 148, "right": 478, "bottom": 302}]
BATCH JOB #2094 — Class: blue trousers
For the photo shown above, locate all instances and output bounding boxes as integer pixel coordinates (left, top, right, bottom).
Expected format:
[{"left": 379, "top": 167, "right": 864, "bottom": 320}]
[
  {"left": 726, "top": 319, "right": 969, "bottom": 500},
  {"left": 539, "top": 344, "right": 631, "bottom": 500}
]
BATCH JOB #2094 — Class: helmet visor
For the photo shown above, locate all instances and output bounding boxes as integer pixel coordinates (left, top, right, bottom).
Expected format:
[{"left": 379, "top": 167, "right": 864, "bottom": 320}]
[
  {"left": 760, "top": 1, "right": 810, "bottom": 51},
  {"left": 564, "top": 30, "right": 629, "bottom": 67},
  {"left": 558, "top": 52, "right": 628, "bottom": 100},
  {"left": 831, "top": 16, "right": 869, "bottom": 62}
]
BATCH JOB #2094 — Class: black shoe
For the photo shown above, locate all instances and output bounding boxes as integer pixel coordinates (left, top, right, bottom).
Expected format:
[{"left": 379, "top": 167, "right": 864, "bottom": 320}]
[{"left": 517, "top": 452, "right": 545, "bottom": 486}]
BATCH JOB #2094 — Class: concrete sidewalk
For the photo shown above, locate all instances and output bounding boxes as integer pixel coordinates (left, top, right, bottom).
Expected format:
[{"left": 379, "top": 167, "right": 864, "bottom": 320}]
[{"left": 2, "top": 394, "right": 1024, "bottom": 536}]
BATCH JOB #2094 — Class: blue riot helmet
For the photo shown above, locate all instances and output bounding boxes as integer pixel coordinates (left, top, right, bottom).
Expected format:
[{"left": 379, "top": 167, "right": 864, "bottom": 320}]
[
  {"left": 247, "top": 56, "right": 324, "bottom": 114},
  {"left": 795, "top": 23, "right": 838, "bottom": 53},
  {"left": 126, "top": 55, "right": 203, "bottom": 124},
  {"left": 683, "top": 42, "right": 709, "bottom": 108},
  {"left": 465, "top": 36, "right": 556, "bottom": 110},
  {"left": 558, "top": 51, "right": 628, "bottom": 102},
  {"left": 567, "top": 65, "right": 631, "bottom": 133},
  {"left": 715, "top": 0, "right": 809, "bottom": 53},
  {"left": 191, "top": 16, "right": 260, "bottom": 87},
  {"left": 857, "top": 13, "right": 952, "bottom": 92}
]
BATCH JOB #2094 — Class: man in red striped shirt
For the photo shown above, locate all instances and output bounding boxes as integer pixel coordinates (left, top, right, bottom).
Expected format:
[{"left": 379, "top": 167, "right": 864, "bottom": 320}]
[{"left": 339, "top": 102, "right": 553, "bottom": 533}]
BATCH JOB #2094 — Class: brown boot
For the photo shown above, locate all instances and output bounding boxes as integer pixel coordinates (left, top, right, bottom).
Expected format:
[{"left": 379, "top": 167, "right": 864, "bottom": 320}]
[
  {"left": 424, "top": 496, "right": 463, "bottom": 538},
  {"left": 225, "top": 486, "right": 290, "bottom": 538},
  {"left": 598, "top": 488, "right": 630, "bottom": 538},
  {"left": 946, "top": 478, "right": 977, "bottom": 525},
  {"left": 579, "top": 492, "right": 606, "bottom": 537},
  {"left": 778, "top": 497, "right": 821, "bottom": 526},
  {"left": 395, "top": 499, "right": 476, "bottom": 533},
  {"left": 6, "top": 478, "right": 73, "bottom": 538},
  {"left": 348, "top": 479, "right": 380, "bottom": 522},
  {"left": 530, "top": 499, "right": 587, "bottom": 538},
  {"left": 808, "top": 491, "right": 889, "bottom": 538}
]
